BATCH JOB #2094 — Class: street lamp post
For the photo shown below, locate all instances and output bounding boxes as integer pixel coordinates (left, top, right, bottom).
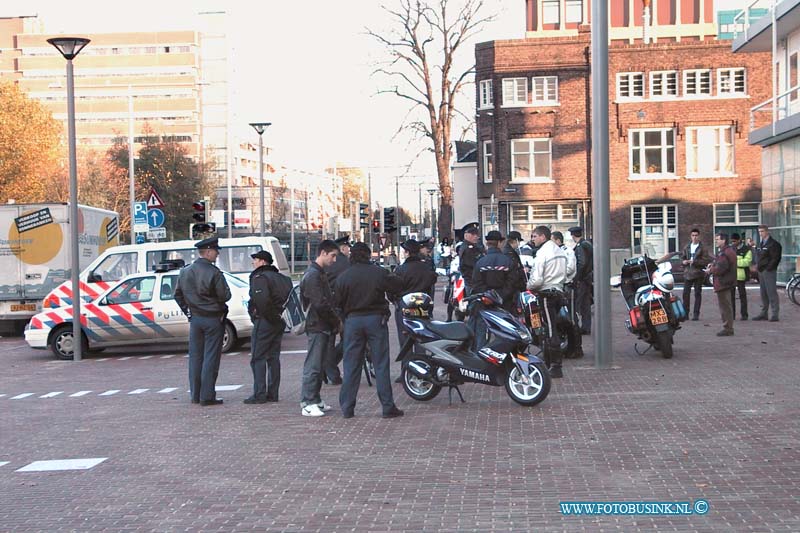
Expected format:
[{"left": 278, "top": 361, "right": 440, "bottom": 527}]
[
  {"left": 48, "top": 36, "right": 90, "bottom": 362},
  {"left": 249, "top": 122, "right": 271, "bottom": 236},
  {"left": 427, "top": 189, "right": 437, "bottom": 240}
]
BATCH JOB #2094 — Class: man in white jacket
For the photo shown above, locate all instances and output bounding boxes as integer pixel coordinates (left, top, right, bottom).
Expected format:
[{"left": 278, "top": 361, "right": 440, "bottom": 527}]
[
  {"left": 553, "top": 231, "right": 583, "bottom": 360},
  {"left": 526, "top": 226, "right": 568, "bottom": 378}
]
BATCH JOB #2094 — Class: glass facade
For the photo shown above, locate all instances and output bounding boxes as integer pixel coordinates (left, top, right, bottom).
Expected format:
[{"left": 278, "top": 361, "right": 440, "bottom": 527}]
[{"left": 762, "top": 141, "right": 800, "bottom": 282}]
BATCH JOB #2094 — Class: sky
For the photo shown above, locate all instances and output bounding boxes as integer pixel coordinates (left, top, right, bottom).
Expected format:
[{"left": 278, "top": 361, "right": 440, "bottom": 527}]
[{"left": 5, "top": 0, "right": 752, "bottom": 206}]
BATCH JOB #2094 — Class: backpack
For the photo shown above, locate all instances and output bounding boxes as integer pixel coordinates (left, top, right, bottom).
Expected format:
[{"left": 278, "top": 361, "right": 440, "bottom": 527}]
[
  {"left": 283, "top": 284, "right": 309, "bottom": 336},
  {"left": 272, "top": 272, "right": 293, "bottom": 310}
]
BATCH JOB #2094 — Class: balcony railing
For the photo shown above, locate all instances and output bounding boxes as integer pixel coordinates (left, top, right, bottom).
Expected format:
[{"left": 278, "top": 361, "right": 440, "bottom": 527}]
[
  {"left": 733, "top": 0, "right": 776, "bottom": 40},
  {"left": 750, "top": 82, "right": 800, "bottom": 133}
]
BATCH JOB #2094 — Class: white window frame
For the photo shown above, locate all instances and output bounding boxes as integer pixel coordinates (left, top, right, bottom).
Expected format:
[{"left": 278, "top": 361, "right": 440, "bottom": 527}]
[
  {"left": 565, "top": 0, "right": 583, "bottom": 23},
  {"left": 631, "top": 204, "right": 679, "bottom": 256},
  {"left": 617, "top": 72, "right": 644, "bottom": 100},
  {"left": 511, "top": 138, "right": 553, "bottom": 183},
  {"left": 532, "top": 76, "right": 559, "bottom": 105},
  {"left": 542, "top": 0, "right": 560, "bottom": 24},
  {"left": 686, "top": 125, "right": 736, "bottom": 178},
  {"left": 482, "top": 140, "right": 493, "bottom": 183},
  {"left": 713, "top": 202, "right": 761, "bottom": 226},
  {"left": 629, "top": 128, "right": 677, "bottom": 180},
  {"left": 479, "top": 79, "right": 493, "bottom": 109},
  {"left": 649, "top": 71, "right": 678, "bottom": 98},
  {"left": 717, "top": 67, "right": 747, "bottom": 97},
  {"left": 683, "top": 69, "right": 712, "bottom": 97},
  {"left": 502, "top": 77, "right": 528, "bottom": 107}
]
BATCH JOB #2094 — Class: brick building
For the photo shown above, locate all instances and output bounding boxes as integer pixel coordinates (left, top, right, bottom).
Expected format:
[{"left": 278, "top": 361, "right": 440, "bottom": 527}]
[{"left": 475, "top": 0, "right": 771, "bottom": 257}]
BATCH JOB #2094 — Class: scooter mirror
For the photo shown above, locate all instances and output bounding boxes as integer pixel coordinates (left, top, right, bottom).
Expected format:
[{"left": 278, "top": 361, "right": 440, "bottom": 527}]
[{"left": 610, "top": 275, "right": 622, "bottom": 288}]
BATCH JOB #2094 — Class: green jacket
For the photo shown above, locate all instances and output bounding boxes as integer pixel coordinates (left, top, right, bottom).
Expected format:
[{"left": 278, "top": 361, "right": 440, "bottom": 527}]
[{"left": 735, "top": 244, "right": 752, "bottom": 282}]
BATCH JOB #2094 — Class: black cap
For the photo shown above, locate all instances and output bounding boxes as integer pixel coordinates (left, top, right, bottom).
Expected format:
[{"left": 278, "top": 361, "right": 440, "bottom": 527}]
[
  {"left": 419, "top": 238, "right": 433, "bottom": 249},
  {"left": 485, "top": 230, "right": 503, "bottom": 241},
  {"left": 507, "top": 231, "right": 522, "bottom": 241},
  {"left": 195, "top": 236, "right": 220, "bottom": 250},
  {"left": 401, "top": 239, "right": 421, "bottom": 253},
  {"left": 461, "top": 222, "right": 480, "bottom": 235},
  {"left": 251, "top": 250, "right": 273, "bottom": 263},
  {"left": 334, "top": 235, "right": 351, "bottom": 246},
  {"left": 568, "top": 226, "right": 583, "bottom": 237}
]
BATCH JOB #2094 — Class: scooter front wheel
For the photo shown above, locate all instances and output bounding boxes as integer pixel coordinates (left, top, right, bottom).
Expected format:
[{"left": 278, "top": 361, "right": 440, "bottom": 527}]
[
  {"left": 402, "top": 360, "right": 442, "bottom": 401},
  {"left": 505, "top": 362, "right": 551, "bottom": 406}
]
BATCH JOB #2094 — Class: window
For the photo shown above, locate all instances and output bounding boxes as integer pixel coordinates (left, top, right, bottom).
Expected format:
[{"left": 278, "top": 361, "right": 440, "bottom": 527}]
[
  {"left": 502, "top": 78, "right": 528, "bottom": 106},
  {"left": 532, "top": 76, "right": 558, "bottom": 105},
  {"left": 511, "top": 138, "right": 552, "bottom": 182},
  {"left": 91, "top": 252, "right": 138, "bottom": 283},
  {"left": 683, "top": 69, "right": 712, "bottom": 96},
  {"left": 482, "top": 140, "right": 493, "bottom": 183},
  {"left": 479, "top": 79, "right": 493, "bottom": 108},
  {"left": 631, "top": 205, "right": 678, "bottom": 256},
  {"left": 713, "top": 203, "right": 761, "bottom": 225},
  {"left": 106, "top": 276, "right": 156, "bottom": 304},
  {"left": 650, "top": 71, "right": 678, "bottom": 98},
  {"left": 617, "top": 72, "right": 644, "bottom": 99},
  {"left": 481, "top": 205, "right": 499, "bottom": 236},
  {"left": 566, "top": 0, "right": 583, "bottom": 22},
  {"left": 790, "top": 53, "right": 798, "bottom": 102},
  {"left": 629, "top": 129, "right": 675, "bottom": 178},
  {"left": 686, "top": 126, "right": 734, "bottom": 176},
  {"left": 717, "top": 68, "right": 746, "bottom": 96},
  {"left": 510, "top": 203, "right": 580, "bottom": 238},
  {"left": 543, "top": 0, "right": 560, "bottom": 23}
]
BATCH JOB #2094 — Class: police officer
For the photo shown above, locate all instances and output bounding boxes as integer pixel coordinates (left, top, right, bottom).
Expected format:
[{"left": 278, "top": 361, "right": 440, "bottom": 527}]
[
  {"left": 244, "top": 250, "right": 292, "bottom": 404},
  {"left": 174, "top": 237, "right": 231, "bottom": 406},
  {"left": 335, "top": 242, "right": 404, "bottom": 419},
  {"left": 321, "top": 235, "right": 351, "bottom": 385},
  {"left": 473, "top": 231, "right": 517, "bottom": 313},
  {"left": 419, "top": 238, "right": 436, "bottom": 272},
  {"left": 552, "top": 231, "right": 582, "bottom": 359},
  {"left": 570, "top": 226, "right": 593, "bottom": 335},
  {"left": 502, "top": 230, "right": 528, "bottom": 307},
  {"left": 458, "top": 224, "right": 484, "bottom": 294}
]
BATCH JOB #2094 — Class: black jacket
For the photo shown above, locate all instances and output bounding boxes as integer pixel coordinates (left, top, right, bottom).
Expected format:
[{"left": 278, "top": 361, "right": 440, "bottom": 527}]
[
  {"left": 574, "top": 238, "right": 594, "bottom": 283},
  {"left": 756, "top": 236, "right": 782, "bottom": 272},
  {"left": 335, "top": 261, "right": 401, "bottom": 318},
  {"left": 174, "top": 257, "right": 231, "bottom": 318},
  {"left": 394, "top": 256, "right": 437, "bottom": 299},
  {"left": 502, "top": 242, "right": 528, "bottom": 293},
  {"left": 680, "top": 242, "right": 711, "bottom": 281},
  {"left": 324, "top": 251, "right": 350, "bottom": 293},
  {"left": 459, "top": 241, "right": 484, "bottom": 286},
  {"left": 472, "top": 247, "right": 516, "bottom": 311},
  {"left": 300, "top": 262, "right": 339, "bottom": 333},
  {"left": 249, "top": 264, "right": 292, "bottom": 325}
]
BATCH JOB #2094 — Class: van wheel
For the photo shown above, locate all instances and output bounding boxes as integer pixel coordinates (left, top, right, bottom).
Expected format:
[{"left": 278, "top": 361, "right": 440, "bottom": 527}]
[
  {"left": 221, "top": 321, "right": 238, "bottom": 353},
  {"left": 50, "top": 325, "right": 88, "bottom": 360}
]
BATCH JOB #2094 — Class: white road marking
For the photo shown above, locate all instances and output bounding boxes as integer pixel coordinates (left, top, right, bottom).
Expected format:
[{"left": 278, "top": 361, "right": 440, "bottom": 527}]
[
  {"left": 118, "top": 357, "right": 132, "bottom": 361},
  {"left": 0, "top": 394, "right": 6, "bottom": 398},
  {"left": 183, "top": 355, "right": 189, "bottom": 358},
  {"left": 138, "top": 356, "right": 153, "bottom": 360},
  {"left": 281, "top": 350, "right": 306, "bottom": 355},
  {"left": 69, "top": 391, "right": 92, "bottom": 397},
  {"left": 39, "top": 392, "right": 63, "bottom": 398},
  {"left": 10, "top": 393, "right": 34, "bottom": 400},
  {"left": 128, "top": 388, "right": 149, "bottom": 395},
  {"left": 95, "top": 358, "right": 109, "bottom": 362},
  {"left": 157, "top": 387, "right": 178, "bottom": 393},
  {"left": 160, "top": 355, "right": 175, "bottom": 359},
  {"left": 99, "top": 390, "right": 120, "bottom": 396},
  {"left": 0, "top": 461, "right": 9, "bottom": 467},
  {"left": 16, "top": 458, "right": 108, "bottom": 472},
  {"left": 186, "top": 384, "right": 243, "bottom": 393}
]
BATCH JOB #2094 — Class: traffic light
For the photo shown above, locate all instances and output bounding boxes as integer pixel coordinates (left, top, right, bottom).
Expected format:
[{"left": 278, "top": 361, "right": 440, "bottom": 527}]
[
  {"left": 372, "top": 220, "right": 380, "bottom": 234},
  {"left": 359, "top": 203, "right": 369, "bottom": 229},
  {"left": 192, "top": 200, "right": 207, "bottom": 223},
  {"left": 384, "top": 207, "right": 397, "bottom": 233}
]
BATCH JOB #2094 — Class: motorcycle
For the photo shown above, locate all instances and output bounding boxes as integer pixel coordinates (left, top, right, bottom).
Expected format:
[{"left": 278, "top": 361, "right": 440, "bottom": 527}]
[
  {"left": 517, "top": 288, "right": 578, "bottom": 363},
  {"left": 396, "top": 291, "right": 551, "bottom": 407},
  {"left": 611, "top": 255, "right": 687, "bottom": 358}
]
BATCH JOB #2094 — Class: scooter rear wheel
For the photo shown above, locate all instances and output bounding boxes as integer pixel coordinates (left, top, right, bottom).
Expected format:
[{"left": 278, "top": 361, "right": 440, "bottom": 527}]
[
  {"left": 402, "top": 360, "right": 442, "bottom": 401},
  {"left": 657, "top": 330, "right": 674, "bottom": 359},
  {"left": 505, "top": 362, "right": 551, "bottom": 406}
]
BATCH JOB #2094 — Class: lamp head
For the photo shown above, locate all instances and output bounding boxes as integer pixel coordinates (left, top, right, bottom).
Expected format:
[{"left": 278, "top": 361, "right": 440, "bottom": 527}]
[
  {"left": 249, "top": 122, "right": 272, "bottom": 135},
  {"left": 47, "top": 37, "right": 90, "bottom": 60}
]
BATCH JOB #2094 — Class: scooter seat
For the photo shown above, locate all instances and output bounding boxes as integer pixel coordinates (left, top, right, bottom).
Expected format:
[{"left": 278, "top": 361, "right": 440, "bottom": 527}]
[{"left": 426, "top": 320, "right": 472, "bottom": 341}]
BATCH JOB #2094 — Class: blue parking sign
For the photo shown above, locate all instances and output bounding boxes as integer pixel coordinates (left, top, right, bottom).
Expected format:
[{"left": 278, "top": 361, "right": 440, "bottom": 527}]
[{"left": 133, "top": 202, "right": 148, "bottom": 225}]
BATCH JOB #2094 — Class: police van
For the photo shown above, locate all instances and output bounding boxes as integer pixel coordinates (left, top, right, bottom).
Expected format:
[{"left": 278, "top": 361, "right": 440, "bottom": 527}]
[{"left": 42, "top": 236, "right": 287, "bottom": 310}]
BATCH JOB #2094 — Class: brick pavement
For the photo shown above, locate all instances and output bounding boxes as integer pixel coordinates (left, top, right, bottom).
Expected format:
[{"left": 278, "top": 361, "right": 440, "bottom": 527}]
[{"left": 0, "top": 287, "right": 798, "bottom": 531}]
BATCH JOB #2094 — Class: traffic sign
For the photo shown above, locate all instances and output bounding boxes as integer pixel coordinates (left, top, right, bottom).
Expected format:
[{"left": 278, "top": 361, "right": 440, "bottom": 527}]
[
  {"left": 147, "top": 228, "right": 167, "bottom": 240},
  {"left": 147, "top": 188, "right": 165, "bottom": 208},
  {"left": 148, "top": 208, "right": 165, "bottom": 228},
  {"left": 133, "top": 202, "right": 148, "bottom": 224},
  {"left": 135, "top": 234, "right": 146, "bottom": 245}
]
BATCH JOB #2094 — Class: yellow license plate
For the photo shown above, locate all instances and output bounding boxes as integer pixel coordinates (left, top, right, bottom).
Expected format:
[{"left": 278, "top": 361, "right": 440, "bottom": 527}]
[
  {"left": 11, "top": 304, "right": 37, "bottom": 312},
  {"left": 530, "top": 312, "right": 542, "bottom": 329},
  {"left": 649, "top": 308, "right": 668, "bottom": 325}
]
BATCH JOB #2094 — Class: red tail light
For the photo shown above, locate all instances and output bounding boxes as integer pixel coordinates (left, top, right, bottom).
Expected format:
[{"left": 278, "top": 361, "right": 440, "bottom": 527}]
[{"left": 629, "top": 307, "right": 644, "bottom": 329}]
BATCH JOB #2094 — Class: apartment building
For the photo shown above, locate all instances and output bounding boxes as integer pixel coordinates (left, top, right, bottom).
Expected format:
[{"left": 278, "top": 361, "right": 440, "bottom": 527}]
[
  {"left": 475, "top": 0, "right": 770, "bottom": 258},
  {"left": 732, "top": 0, "right": 800, "bottom": 281}
]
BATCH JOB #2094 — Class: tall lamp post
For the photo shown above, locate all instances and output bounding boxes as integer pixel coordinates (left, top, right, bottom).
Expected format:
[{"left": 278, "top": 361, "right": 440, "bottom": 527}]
[
  {"left": 427, "top": 188, "right": 437, "bottom": 240},
  {"left": 249, "top": 122, "right": 271, "bottom": 236},
  {"left": 48, "top": 36, "right": 90, "bottom": 362}
]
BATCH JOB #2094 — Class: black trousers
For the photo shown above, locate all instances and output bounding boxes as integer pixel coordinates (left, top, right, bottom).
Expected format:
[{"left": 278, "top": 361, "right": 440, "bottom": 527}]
[
  {"left": 730, "top": 280, "right": 748, "bottom": 319},
  {"left": 575, "top": 280, "right": 593, "bottom": 333},
  {"left": 682, "top": 277, "right": 704, "bottom": 318},
  {"left": 250, "top": 318, "right": 283, "bottom": 401}
]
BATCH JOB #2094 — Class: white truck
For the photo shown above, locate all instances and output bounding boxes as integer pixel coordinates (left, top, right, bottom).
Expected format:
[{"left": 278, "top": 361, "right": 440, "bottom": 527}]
[{"left": 0, "top": 203, "right": 119, "bottom": 331}]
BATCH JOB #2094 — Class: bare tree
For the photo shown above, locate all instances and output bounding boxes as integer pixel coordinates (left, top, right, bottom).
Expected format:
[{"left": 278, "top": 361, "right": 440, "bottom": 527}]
[{"left": 367, "top": 0, "right": 493, "bottom": 238}]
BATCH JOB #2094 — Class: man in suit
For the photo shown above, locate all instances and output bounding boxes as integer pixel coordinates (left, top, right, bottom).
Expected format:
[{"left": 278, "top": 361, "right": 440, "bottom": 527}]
[
  {"left": 680, "top": 228, "right": 711, "bottom": 321},
  {"left": 752, "top": 225, "right": 783, "bottom": 322}
]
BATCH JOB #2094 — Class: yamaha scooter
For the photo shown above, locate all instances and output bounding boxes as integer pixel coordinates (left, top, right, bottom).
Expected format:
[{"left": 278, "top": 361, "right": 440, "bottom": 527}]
[{"left": 396, "top": 291, "right": 551, "bottom": 407}]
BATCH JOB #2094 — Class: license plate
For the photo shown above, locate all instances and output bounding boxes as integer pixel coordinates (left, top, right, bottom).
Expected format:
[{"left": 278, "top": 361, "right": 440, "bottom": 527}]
[
  {"left": 529, "top": 312, "right": 542, "bottom": 329},
  {"left": 649, "top": 308, "right": 668, "bottom": 325},
  {"left": 10, "top": 304, "right": 37, "bottom": 312}
]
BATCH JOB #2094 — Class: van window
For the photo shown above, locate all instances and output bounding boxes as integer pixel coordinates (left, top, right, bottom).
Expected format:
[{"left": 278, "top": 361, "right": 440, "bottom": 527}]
[
  {"left": 147, "top": 249, "right": 197, "bottom": 270},
  {"left": 217, "top": 246, "right": 263, "bottom": 274},
  {"left": 92, "top": 252, "right": 137, "bottom": 283}
]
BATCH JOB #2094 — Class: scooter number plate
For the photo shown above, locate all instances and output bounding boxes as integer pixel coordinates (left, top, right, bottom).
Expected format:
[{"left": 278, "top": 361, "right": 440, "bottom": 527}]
[
  {"left": 529, "top": 312, "right": 542, "bottom": 329},
  {"left": 649, "top": 308, "right": 668, "bottom": 325}
]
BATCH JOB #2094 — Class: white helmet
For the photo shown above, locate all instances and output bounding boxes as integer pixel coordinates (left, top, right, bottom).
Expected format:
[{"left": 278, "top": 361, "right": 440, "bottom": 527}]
[{"left": 652, "top": 270, "right": 675, "bottom": 292}]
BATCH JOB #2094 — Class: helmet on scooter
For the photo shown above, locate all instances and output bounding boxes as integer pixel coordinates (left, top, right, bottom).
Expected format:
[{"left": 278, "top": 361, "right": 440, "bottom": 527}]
[
  {"left": 400, "top": 292, "right": 433, "bottom": 319},
  {"left": 652, "top": 270, "right": 675, "bottom": 292}
]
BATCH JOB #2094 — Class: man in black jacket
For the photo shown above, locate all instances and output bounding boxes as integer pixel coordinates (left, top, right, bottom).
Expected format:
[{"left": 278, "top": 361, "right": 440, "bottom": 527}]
[
  {"left": 299, "top": 240, "right": 340, "bottom": 417},
  {"left": 753, "top": 225, "right": 783, "bottom": 322},
  {"left": 473, "top": 231, "right": 517, "bottom": 312},
  {"left": 335, "top": 242, "right": 404, "bottom": 419},
  {"left": 174, "top": 237, "right": 231, "bottom": 406},
  {"left": 244, "top": 250, "right": 292, "bottom": 404},
  {"left": 679, "top": 228, "right": 711, "bottom": 321},
  {"left": 502, "top": 230, "right": 528, "bottom": 307},
  {"left": 459, "top": 224, "right": 484, "bottom": 293},
  {"left": 570, "top": 227, "right": 593, "bottom": 335},
  {"left": 321, "top": 235, "right": 351, "bottom": 385}
]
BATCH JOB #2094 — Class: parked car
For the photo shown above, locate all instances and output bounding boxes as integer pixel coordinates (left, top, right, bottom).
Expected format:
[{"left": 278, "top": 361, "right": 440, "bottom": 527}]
[{"left": 25, "top": 263, "right": 252, "bottom": 360}]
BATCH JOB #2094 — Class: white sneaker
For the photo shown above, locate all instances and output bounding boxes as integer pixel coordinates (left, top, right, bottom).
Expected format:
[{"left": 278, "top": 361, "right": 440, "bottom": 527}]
[
  {"left": 301, "top": 403, "right": 325, "bottom": 417},
  {"left": 317, "top": 401, "right": 333, "bottom": 412}
]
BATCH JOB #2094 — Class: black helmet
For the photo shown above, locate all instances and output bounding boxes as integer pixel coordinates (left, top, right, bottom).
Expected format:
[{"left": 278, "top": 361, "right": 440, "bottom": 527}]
[{"left": 399, "top": 292, "right": 433, "bottom": 319}]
